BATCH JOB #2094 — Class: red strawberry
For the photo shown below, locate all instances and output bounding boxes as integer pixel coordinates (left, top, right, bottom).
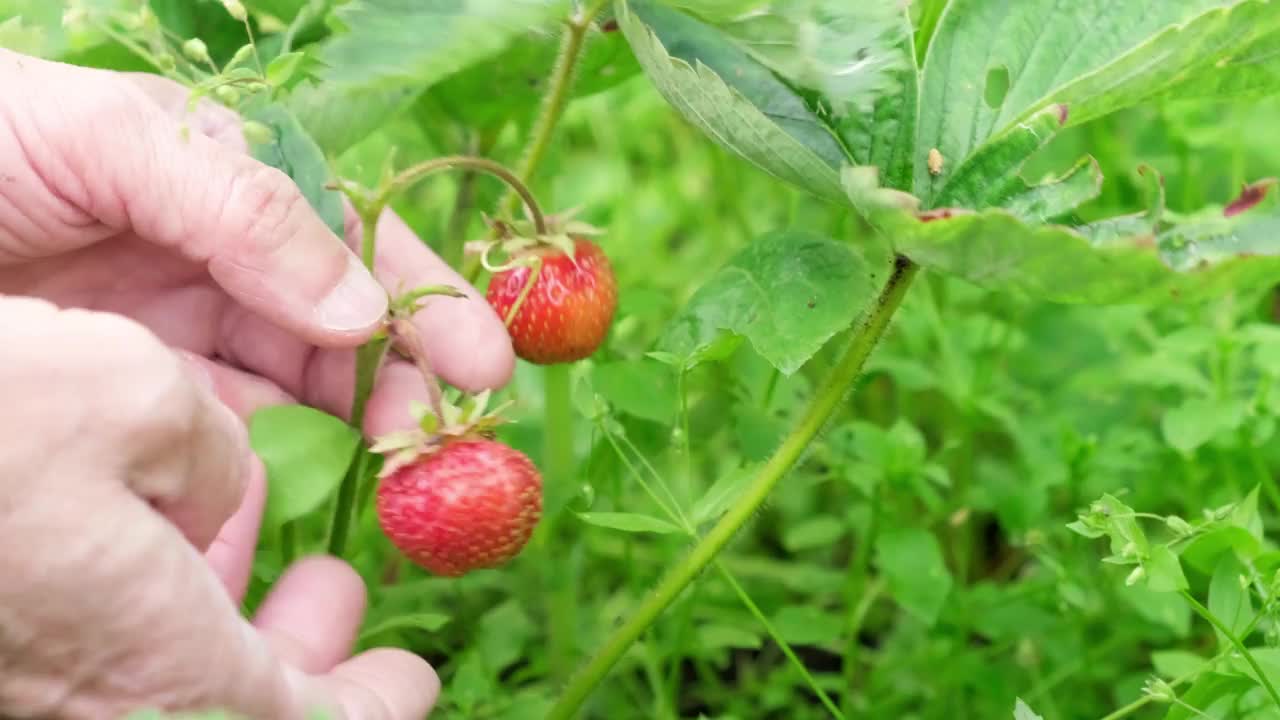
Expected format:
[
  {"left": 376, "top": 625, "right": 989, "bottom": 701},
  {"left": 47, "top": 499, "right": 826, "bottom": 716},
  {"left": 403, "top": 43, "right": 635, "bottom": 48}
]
[
  {"left": 376, "top": 438, "right": 542, "bottom": 577},
  {"left": 486, "top": 237, "right": 618, "bottom": 364}
]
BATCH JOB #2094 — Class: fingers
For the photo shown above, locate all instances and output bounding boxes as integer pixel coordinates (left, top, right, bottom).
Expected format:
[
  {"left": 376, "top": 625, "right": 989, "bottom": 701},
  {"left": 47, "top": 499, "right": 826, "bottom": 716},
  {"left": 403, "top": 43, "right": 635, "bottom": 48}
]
[
  {"left": 0, "top": 297, "right": 251, "bottom": 551},
  {"left": 4, "top": 53, "right": 387, "bottom": 346},
  {"left": 205, "top": 456, "right": 267, "bottom": 602},
  {"left": 214, "top": 305, "right": 442, "bottom": 439},
  {"left": 352, "top": 208, "right": 515, "bottom": 392},
  {"left": 327, "top": 649, "right": 441, "bottom": 720},
  {"left": 184, "top": 352, "right": 299, "bottom": 420},
  {"left": 253, "top": 556, "right": 367, "bottom": 674}
]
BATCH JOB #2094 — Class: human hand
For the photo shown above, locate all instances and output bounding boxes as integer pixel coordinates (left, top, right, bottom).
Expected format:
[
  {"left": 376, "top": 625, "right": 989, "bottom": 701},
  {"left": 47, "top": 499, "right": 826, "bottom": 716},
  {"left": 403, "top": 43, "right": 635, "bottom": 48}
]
[
  {"left": 0, "top": 48, "right": 514, "bottom": 431},
  {"left": 0, "top": 49, "right": 513, "bottom": 718},
  {"left": 0, "top": 298, "right": 435, "bottom": 719}
]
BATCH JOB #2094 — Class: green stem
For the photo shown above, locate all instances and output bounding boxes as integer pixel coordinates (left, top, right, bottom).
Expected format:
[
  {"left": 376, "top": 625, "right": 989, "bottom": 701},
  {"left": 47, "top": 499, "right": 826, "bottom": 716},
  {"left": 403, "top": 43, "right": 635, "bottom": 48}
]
[
  {"left": 280, "top": 522, "right": 298, "bottom": 566},
  {"left": 546, "top": 256, "right": 920, "bottom": 719},
  {"left": 1181, "top": 590, "right": 1280, "bottom": 709},
  {"left": 326, "top": 204, "right": 389, "bottom": 558},
  {"left": 716, "top": 562, "right": 846, "bottom": 719},
  {"left": 842, "top": 482, "right": 881, "bottom": 714},
  {"left": 500, "top": 0, "right": 610, "bottom": 217},
  {"left": 543, "top": 362, "right": 576, "bottom": 679}
]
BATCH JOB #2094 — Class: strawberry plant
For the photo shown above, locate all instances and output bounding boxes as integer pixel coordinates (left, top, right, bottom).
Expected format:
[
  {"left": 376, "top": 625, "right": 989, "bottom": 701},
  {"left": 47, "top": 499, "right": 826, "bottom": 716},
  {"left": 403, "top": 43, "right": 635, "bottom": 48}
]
[{"left": 16, "top": 0, "right": 1280, "bottom": 718}]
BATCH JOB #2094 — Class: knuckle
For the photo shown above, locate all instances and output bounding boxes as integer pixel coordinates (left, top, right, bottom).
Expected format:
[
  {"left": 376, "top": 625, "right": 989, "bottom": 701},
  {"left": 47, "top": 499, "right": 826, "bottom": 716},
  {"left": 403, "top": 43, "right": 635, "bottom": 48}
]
[{"left": 222, "top": 162, "right": 307, "bottom": 264}]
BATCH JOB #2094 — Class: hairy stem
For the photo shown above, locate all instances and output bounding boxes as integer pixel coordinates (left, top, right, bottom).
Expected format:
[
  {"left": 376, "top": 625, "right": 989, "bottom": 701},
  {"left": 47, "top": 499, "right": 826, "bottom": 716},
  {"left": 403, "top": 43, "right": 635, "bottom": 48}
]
[
  {"left": 499, "top": 0, "right": 611, "bottom": 217},
  {"left": 391, "top": 156, "right": 548, "bottom": 236},
  {"left": 326, "top": 204, "right": 389, "bottom": 557},
  {"left": 546, "top": 256, "right": 920, "bottom": 719}
]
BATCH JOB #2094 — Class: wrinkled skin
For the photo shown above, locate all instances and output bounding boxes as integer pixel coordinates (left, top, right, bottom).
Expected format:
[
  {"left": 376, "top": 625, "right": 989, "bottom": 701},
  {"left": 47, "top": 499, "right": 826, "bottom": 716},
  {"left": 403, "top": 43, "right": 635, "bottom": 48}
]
[{"left": 0, "top": 49, "right": 515, "bottom": 718}]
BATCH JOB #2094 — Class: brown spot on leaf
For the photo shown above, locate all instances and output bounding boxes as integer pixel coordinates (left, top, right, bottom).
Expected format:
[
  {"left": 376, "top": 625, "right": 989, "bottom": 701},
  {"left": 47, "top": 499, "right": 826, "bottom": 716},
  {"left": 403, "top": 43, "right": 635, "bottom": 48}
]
[
  {"left": 806, "top": 299, "right": 816, "bottom": 309},
  {"left": 1132, "top": 234, "right": 1156, "bottom": 249},
  {"left": 1056, "top": 104, "right": 1069, "bottom": 125},
  {"left": 600, "top": 18, "right": 619, "bottom": 32},
  {"left": 1224, "top": 178, "right": 1278, "bottom": 217}
]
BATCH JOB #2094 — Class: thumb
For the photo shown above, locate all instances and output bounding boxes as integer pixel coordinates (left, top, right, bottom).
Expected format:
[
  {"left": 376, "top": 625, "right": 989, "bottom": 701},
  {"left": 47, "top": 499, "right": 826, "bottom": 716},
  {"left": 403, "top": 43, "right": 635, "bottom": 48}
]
[{"left": 8, "top": 51, "right": 387, "bottom": 346}]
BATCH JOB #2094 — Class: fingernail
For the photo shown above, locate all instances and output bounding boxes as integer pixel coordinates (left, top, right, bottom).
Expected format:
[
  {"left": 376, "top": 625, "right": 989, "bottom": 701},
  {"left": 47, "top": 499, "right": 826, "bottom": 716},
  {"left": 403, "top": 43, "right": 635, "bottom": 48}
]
[{"left": 316, "top": 255, "right": 388, "bottom": 332}]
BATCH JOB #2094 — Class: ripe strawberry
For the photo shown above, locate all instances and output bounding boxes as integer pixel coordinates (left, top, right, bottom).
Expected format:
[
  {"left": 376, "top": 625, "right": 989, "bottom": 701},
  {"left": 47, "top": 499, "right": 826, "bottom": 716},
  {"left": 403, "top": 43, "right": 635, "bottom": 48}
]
[
  {"left": 376, "top": 438, "right": 542, "bottom": 577},
  {"left": 486, "top": 237, "right": 618, "bottom": 364}
]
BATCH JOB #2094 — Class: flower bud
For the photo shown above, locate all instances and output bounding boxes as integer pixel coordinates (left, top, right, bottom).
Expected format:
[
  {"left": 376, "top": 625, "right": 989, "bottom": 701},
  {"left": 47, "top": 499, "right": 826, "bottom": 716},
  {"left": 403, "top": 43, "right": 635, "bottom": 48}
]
[
  {"left": 215, "top": 85, "right": 240, "bottom": 105},
  {"left": 241, "top": 120, "right": 274, "bottom": 146},
  {"left": 182, "top": 38, "right": 211, "bottom": 65},
  {"left": 1143, "top": 678, "right": 1175, "bottom": 703},
  {"left": 1165, "top": 515, "right": 1193, "bottom": 536},
  {"left": 222, "top": 0, "right": 248, "bottom": 22}
]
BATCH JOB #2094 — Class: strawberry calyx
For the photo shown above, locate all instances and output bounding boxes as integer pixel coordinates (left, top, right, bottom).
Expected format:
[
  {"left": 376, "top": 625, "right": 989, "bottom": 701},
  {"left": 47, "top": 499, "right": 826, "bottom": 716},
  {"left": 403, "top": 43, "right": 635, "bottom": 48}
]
[
  {"left": 369, "top": 388, "right": 515, "bottom": 478},
  {"left": 469, "top": 206, "right": 604, "bottom": 273}
]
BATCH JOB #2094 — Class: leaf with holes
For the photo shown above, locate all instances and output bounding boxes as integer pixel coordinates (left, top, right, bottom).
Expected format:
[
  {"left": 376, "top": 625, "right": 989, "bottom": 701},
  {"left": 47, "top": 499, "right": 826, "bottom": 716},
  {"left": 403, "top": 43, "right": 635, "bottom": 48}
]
[
  {"left": 853, "top": 167, "right": 1280, "bottom": 304},
  {"left": 916, "top": 0, "right": 1280, "bottom": 204}
]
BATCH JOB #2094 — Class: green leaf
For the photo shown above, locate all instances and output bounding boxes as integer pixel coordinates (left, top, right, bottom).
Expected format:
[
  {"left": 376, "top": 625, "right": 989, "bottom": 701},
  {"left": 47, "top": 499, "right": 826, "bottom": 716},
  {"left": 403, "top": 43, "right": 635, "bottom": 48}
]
[
  {"left": 242, "top": 101, "right": 345, "bottom": 237},
  {"left": 1166, "top": 28, "right": 1280, "bottom": 101},
  {"left": 1012, "top": 698, "right": 1045, "bottom": 720},
  {"left": 770, "top": 605, "right": 842, "bottom": 646},
  {"left": 782, "top": 517, "right": 845, "bottom": 552},
  {"left": 358, "top": 613, "right": 452, "bottom": 642},
  {"left": 690, "top": 464, "right": 757, "bottom": 526},
  {"left": 287, "top": 83, "right": 421, "bottom": 156},
  {"left": 478, "top": 601, "right": 535, "bottom": 674},
  {"left": 915, "top": 0, "right": 1280, "bottom": 202},
  {"left": 1152, "top": 650, "right": 1210, "bottom": 678},
  {"left": 619, "top": 0, "right": 848, "bottom": 202},
  {"left": 1208, "top": 555, "right": 1253, "bottom": 651},
  {"left": 0, "top": 16, "right": 46, "bottom": 55},
  {"left": 592, "top": 359, "right": 678, "bottom": 425},
  {"left": 1164, "top": 672, "right": 1257, "bottom": 720},
  {"left": 873, "top": 182, "right": 1280, "bottom": 305},
  {"left": 697, "top": 624, "right": 763, "bottom": 651},
  {"left": 266, "top": 52, "right": 303, "bottom": 85},
  {"left": 826, "top": 9, "right": 918, "bottom": 192},
  {"left": 1120, "top": 581, "right": 1191, "bottom": 636},
  {"left": 1144, "top": 545, "right": 1188, "bottom": 593},
  {"left": 659, "top": 229, "right": 881, "bottom": 375},
  {"left": 1162, "top": 397, "right": 1248, "bottom": 454},
  {"left": 1167, "top": 671, "right": 1254, "bottom": 712},
  {"left": 316, "top": 0, "right": 567, "bottom": 89},
  {"left": 875, "top": 527, "right": 953, "bottom": 626},
  {"left": 576, "top": 512, "right": 686, "bottom": 535},
  {"left": 421, "top": 25, "right": 641, "bottom": 130},
  {"left": 1051, "top": 1, "right": 1280, "bottom": 126},
  {"left": 248, "top": 404, "right": 361, "bottom": 531},
  {"left": 709, "top": 2, "right": 911, "bottom": 118}
]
